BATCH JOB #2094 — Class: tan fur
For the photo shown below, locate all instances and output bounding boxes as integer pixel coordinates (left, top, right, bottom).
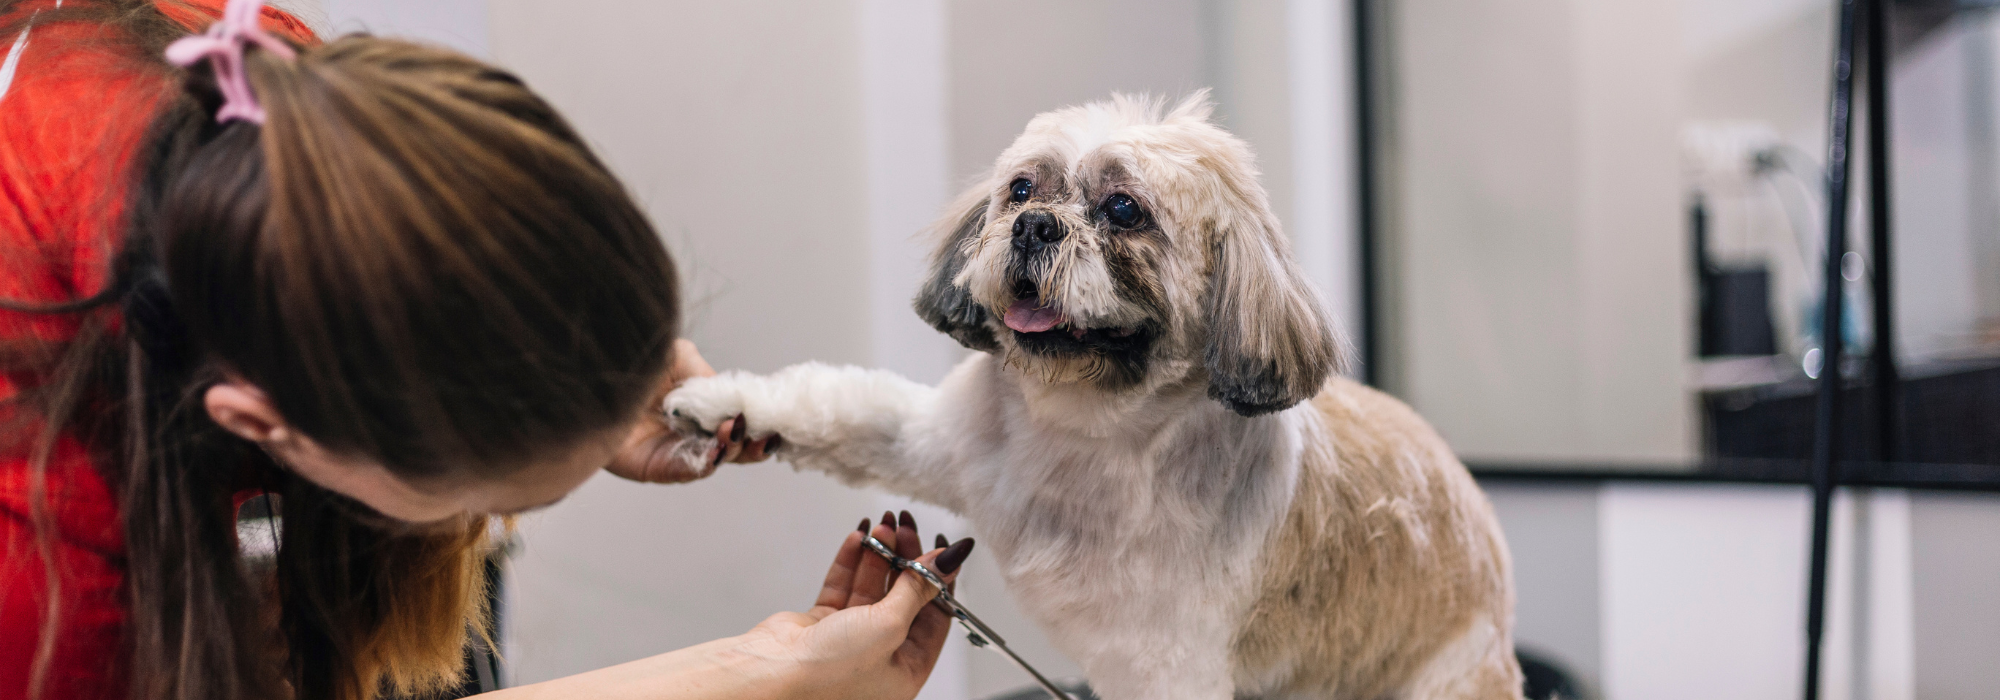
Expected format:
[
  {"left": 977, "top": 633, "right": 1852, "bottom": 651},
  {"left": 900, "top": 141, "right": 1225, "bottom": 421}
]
[{"left": 1234, "top": 377, "right": 1521, "bottom": 699}]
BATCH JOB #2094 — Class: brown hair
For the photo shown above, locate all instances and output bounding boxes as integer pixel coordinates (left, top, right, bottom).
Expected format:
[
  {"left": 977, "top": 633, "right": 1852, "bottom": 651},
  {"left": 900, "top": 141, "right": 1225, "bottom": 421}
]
[{"left": 1, "top": 2, "right": 681, "bottom": 699}]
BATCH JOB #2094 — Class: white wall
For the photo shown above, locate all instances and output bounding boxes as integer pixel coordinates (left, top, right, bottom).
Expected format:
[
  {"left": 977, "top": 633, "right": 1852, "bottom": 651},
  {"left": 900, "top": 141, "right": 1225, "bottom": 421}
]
[
  {"left": 1910, "top": 492, "right": 2000, "bottom": 699},
  {"left": 320, "top": 0, "right": 488, "bottom": 56},
  {"left": 484, "top": 0, "right": 888, "bottom": 686}
]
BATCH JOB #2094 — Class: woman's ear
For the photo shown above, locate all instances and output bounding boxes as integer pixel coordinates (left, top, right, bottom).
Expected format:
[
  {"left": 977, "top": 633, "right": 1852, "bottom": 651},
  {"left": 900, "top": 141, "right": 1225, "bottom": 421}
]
[
  {"left": 912, "top": 185, "right": 999, "bottom": 352},
  {"left": 204, "top": 381, "right": 291, "bottom": 443}
]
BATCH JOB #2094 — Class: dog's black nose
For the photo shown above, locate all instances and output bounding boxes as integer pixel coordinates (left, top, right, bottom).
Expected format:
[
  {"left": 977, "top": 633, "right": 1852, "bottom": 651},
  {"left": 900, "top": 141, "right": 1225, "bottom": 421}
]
[{"left": 1011, "top": 211, "right": 1063, "bottom": 253}]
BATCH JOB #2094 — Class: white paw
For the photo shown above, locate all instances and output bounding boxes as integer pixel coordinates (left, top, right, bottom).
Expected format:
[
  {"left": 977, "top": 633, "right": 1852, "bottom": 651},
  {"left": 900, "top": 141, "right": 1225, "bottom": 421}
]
[{"left": 663, "top": 373, "right": 757, "bottom": 437}]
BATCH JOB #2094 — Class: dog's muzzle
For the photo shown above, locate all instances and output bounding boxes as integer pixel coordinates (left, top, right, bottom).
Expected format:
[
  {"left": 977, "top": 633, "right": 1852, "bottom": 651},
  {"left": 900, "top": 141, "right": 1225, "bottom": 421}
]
[{"left": 1011, "top": 210, "right": 1064, "bottom": 256}]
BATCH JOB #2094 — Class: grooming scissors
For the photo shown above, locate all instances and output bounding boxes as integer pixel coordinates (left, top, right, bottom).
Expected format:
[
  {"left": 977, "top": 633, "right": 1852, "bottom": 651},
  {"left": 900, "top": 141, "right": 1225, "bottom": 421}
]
[{"left": 860, "top": 534, "right": 1078, "bottom": 700}]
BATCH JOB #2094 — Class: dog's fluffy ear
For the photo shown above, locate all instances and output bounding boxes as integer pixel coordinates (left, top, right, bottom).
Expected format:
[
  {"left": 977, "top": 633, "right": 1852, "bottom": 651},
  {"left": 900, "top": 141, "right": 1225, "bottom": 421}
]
[
  {"left": 912, "top": 187, "right": 999, "bottom": 352},
  {"left": 1204, "top": 215, "right": 1341, "bottom": 416}
]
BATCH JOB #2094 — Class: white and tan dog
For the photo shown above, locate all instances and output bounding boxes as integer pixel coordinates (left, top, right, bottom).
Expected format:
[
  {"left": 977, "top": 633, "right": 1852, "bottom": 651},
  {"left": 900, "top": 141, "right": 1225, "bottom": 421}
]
[{"left": 667, "top": 94, "right": 1523, "bottom": 700}]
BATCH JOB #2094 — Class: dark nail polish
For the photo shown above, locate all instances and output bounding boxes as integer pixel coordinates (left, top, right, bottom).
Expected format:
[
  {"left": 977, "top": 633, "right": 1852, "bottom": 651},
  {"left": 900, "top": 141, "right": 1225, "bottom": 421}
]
[
  {"left": 858, "top": 518, "right": 872, "bottom": 534},
  {"left": 898, "top": 510, "right": 916, "bottom": 531},
  {"left": 935, "top": 538, "right": 975, "bottom": 575},
  {"left": 935, "top": 533, "right": 948, "bottom": 549},
  {"left": 880, "top": 511, "right": 895, "bottom": 529},
  {"left": 763, "top": 435, "right": 783, "bottom": 452},
  {"left": 730, "top": 415, "right": 746, "bottom": 442}
]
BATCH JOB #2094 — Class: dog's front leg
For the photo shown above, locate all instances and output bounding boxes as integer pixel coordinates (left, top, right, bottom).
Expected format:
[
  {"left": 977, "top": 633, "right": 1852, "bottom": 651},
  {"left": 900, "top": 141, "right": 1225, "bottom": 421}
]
[{"left": 664, "top": 361, "right": 962, "bottom": 508}]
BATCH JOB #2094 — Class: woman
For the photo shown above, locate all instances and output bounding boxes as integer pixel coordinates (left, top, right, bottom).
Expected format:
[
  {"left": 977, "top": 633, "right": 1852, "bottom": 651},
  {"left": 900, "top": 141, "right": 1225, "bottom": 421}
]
[{"left": 0, "top": 1, "right": 973, "bottom": 699}]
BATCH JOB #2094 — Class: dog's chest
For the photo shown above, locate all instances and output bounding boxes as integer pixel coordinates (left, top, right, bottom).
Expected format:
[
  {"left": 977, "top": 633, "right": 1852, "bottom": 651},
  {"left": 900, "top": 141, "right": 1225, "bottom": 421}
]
[{"left": 955, "top": 411, "right": 1300, "bottom": 662}]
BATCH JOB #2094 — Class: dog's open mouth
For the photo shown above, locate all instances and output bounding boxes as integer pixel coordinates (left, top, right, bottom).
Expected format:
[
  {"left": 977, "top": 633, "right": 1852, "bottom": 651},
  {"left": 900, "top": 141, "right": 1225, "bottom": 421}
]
[{"left": 1002, "top": 283, "right": 1150, "bottom": 356}]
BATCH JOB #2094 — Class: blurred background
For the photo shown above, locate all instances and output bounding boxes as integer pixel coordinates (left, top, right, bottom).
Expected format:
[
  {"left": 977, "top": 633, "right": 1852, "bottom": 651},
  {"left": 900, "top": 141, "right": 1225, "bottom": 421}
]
[{"left": 270, "top": 1, "right": 2000, "bottom": 698}]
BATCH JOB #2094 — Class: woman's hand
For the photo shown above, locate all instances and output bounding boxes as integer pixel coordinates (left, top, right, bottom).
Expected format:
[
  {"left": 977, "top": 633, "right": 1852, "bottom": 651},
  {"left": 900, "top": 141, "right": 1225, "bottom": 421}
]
[
  {"left": 607, "top": 339, "right": 776, "bottom": 483},
  {"left": 481, "top": 512, "right": 975, "bottom": 700},
  {"left": 730, "top": 511, "right": 974, "bottom": 700}
]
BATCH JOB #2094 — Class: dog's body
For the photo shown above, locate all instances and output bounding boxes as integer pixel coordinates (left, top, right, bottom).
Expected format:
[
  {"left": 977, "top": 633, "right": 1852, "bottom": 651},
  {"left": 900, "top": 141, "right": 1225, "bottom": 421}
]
[{"left": 668, "top": 94, "right": 1523, "bottom": 699}]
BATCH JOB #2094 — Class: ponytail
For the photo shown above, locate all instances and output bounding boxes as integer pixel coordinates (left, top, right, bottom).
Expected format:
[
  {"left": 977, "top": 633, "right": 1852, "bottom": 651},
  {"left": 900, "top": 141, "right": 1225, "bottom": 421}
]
[{"left": 5, "top": 2, "right": 681, "bottom": 699}]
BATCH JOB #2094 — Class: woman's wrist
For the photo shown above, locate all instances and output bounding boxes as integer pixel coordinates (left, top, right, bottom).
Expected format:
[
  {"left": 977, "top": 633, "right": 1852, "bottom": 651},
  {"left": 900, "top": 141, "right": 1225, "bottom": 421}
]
[{"left": 700, "top": 634, "right": 806, "bottom": 700}]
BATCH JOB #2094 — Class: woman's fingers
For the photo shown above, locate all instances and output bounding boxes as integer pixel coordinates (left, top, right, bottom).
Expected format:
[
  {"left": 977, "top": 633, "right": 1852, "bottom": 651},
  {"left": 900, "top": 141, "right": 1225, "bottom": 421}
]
[
  {"left": 704, "top": 417, "right": 738, "bottom": 465},
  {"left": 894, "top": 510, "right": 924, "bottom": 559},
  {"left": 813, "top": 519, "right": 870, "bottom": 614},
  {"left": 731, "top": 435, "right": 777, "bottom": 463},
  {"left": 874, "top": 565, "right": 944, "bottom": 629},
  {"left": 900, "top": 548, "right": 953, "bottom": 660},
  {"left": 704, "top": 414, "right": 779, "bottom": 465},
  {"left": 609, "top": 340, "right": 741, "bottom": 484},
  {"left": 847, "top": 512, "right": 899, "bottom": 608},
  {"left": 885, "top": 539, "right": 973, "bottom": 673},
  {"left": 847, "top": 511, "right": 964, "bottom": 611},
  {"left": 607, "top": 417, "right": 708, "bottom": 483}
]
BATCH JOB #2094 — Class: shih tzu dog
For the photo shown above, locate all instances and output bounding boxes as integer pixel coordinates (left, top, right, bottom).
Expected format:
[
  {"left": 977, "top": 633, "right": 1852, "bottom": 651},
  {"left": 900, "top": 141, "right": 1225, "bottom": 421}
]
[{"left": 667, "top": 93, "right": 1523, "bottom": 700}]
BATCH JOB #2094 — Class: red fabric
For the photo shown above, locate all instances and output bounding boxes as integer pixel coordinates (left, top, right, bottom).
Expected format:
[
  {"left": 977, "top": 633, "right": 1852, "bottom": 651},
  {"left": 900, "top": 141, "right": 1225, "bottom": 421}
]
[{"left": 0, "top": 3, "right": 313, "bottom": 698}]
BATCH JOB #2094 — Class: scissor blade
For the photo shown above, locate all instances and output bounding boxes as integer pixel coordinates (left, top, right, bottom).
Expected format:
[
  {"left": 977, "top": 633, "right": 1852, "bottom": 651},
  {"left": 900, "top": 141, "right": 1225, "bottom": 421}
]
[
  {"left": 946, "top": 605, "right": 1077, "bottom": 699},
  {"left": 858, "top": 536, "right": 1078, "bottom": 700},
  {"left": 969, "top": 623, "right": 1077, "bottom": 700}
]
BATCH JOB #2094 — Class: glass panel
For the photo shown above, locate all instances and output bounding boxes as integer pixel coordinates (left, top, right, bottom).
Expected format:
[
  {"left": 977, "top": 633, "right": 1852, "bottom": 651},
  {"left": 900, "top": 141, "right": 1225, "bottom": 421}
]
[{"left": 1375, "top": 0, "right": 2000, "bottom": 474}]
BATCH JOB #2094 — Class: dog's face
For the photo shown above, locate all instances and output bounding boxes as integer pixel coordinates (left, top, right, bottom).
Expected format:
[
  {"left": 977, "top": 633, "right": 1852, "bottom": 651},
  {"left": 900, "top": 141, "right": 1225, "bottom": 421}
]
[{"left": 914, "top": 93, "right": 1340, "bottom": 416}]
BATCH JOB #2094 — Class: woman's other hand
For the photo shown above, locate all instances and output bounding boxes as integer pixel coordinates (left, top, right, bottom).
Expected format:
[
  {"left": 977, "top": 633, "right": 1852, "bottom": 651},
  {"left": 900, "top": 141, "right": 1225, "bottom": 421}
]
[
  {"left": 733, "top": 511, "right": 974, "bottom": 700},
  {"left": 606, "top": 340, "right": 776, "bottom": 483}
]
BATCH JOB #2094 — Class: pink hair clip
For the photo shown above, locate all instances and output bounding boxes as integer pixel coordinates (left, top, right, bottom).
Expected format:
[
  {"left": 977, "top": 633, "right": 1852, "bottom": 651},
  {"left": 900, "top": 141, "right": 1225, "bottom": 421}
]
[{"left": 163, "top": 0, "right": 296, "bottom": 125}]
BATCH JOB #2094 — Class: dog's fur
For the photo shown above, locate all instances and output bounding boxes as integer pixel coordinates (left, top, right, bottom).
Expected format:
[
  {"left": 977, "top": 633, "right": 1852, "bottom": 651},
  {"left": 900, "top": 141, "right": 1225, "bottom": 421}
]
[{"left": 667, "top": 94, "right": 1523, "bottom": 700}]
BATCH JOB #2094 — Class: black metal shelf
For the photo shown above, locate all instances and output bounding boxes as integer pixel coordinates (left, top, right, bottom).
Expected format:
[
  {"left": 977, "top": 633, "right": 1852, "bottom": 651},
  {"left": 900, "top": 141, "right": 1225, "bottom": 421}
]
[{"left": 1470, "top": 458, "right": 2000, "bottom": 492}]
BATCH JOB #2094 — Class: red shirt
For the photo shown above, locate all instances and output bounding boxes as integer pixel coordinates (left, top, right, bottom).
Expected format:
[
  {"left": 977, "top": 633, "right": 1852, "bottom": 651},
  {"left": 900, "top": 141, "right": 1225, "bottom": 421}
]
[{"left": 0, "top": 3, "right": 312, "bottom": 697}]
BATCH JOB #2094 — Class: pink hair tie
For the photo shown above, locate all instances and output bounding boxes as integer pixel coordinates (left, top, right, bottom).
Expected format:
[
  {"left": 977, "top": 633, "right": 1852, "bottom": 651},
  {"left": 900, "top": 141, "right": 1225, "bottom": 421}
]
[{"left": 163, "top": 0, "right": 296, "bottom": 125}]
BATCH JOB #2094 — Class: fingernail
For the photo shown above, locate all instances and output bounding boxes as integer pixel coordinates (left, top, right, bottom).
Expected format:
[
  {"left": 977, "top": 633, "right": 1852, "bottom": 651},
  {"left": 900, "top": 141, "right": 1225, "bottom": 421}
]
[
  {"left": 935, "top": 538, "right": 975, "bottom": 575},
  {"left": 709, "top": 445, "right": 725, "bottom": 467},
  {"left": 898, "top": 510, "right": 916, "bottom": 531},
  {"left": 730, "top": 415, "right": 746, "bottom": 442},
  {"left": 935, "top": 533, "right": 948, "bottom": 549},
  {"left": 763, "top": 435, "right": 783, "bottom": 452},
  {"left": 880, "top": 511, "right": 895, "bottom": 529},
  {"left": 858, "top": 518, "right": 872, "bottom": 534}
]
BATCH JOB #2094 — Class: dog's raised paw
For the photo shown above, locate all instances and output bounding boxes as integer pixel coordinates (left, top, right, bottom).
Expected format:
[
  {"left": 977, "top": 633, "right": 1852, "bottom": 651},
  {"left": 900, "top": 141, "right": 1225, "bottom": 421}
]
[{"left": 663, "top": 374, "right": 753, "bottom": 437}]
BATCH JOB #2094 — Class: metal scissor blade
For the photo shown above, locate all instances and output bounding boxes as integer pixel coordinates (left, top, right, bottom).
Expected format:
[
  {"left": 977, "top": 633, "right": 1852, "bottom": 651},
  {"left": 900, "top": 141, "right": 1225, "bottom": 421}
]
[
  {"left": 938, "top": 596, "right": 1075, "bottom": 700},
  {"left": 962, "top": 618, "right": 1076, "bottom": 700},
  {"left": 860, "top": 535, "right": 1078, "bottom": 700}
]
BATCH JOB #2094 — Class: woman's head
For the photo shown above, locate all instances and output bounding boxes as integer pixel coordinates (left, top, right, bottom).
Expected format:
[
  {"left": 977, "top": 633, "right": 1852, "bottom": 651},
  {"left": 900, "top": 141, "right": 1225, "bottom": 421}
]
[
  {"left": 145, "top": 33, "right": 679, "bottom": 521},
  {"left": 61, "top": 7, "right": 684, "bottom": 699}
]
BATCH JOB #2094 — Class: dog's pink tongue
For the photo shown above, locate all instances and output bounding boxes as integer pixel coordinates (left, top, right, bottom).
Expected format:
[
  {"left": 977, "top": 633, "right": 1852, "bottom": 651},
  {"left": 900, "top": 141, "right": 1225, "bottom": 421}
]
[{"left": 1004, "top": 299, "right": 1065, "bottom": 333}]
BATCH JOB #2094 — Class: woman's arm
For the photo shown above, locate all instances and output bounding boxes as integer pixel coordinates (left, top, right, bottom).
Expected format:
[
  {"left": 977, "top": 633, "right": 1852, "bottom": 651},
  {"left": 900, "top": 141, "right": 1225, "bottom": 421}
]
[
  {"left": 482, "top": 513, "right": 972, "bottom": 700},
  {"left": 479, "top": 635, "right": 796, "bottom": 700}
]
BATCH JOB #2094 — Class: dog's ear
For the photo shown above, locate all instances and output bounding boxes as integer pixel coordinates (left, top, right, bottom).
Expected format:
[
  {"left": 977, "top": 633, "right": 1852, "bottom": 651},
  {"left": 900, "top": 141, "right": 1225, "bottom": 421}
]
[
  {"left": 1204, "top": 214, "right": 1342, "bottom": 416},
  {"left": 912, "top": 186, "right": 999, "bottom": 352}
]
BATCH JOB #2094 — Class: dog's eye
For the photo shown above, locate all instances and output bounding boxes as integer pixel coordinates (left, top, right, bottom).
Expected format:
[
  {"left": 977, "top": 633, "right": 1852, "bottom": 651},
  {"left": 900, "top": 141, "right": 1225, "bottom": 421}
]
[
  {"left": 1009, "top": 178, "right": 1033, "bottom": 204},
  {"left": 1102, "top": 193, "right": 1145, "bottom": 229}
]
